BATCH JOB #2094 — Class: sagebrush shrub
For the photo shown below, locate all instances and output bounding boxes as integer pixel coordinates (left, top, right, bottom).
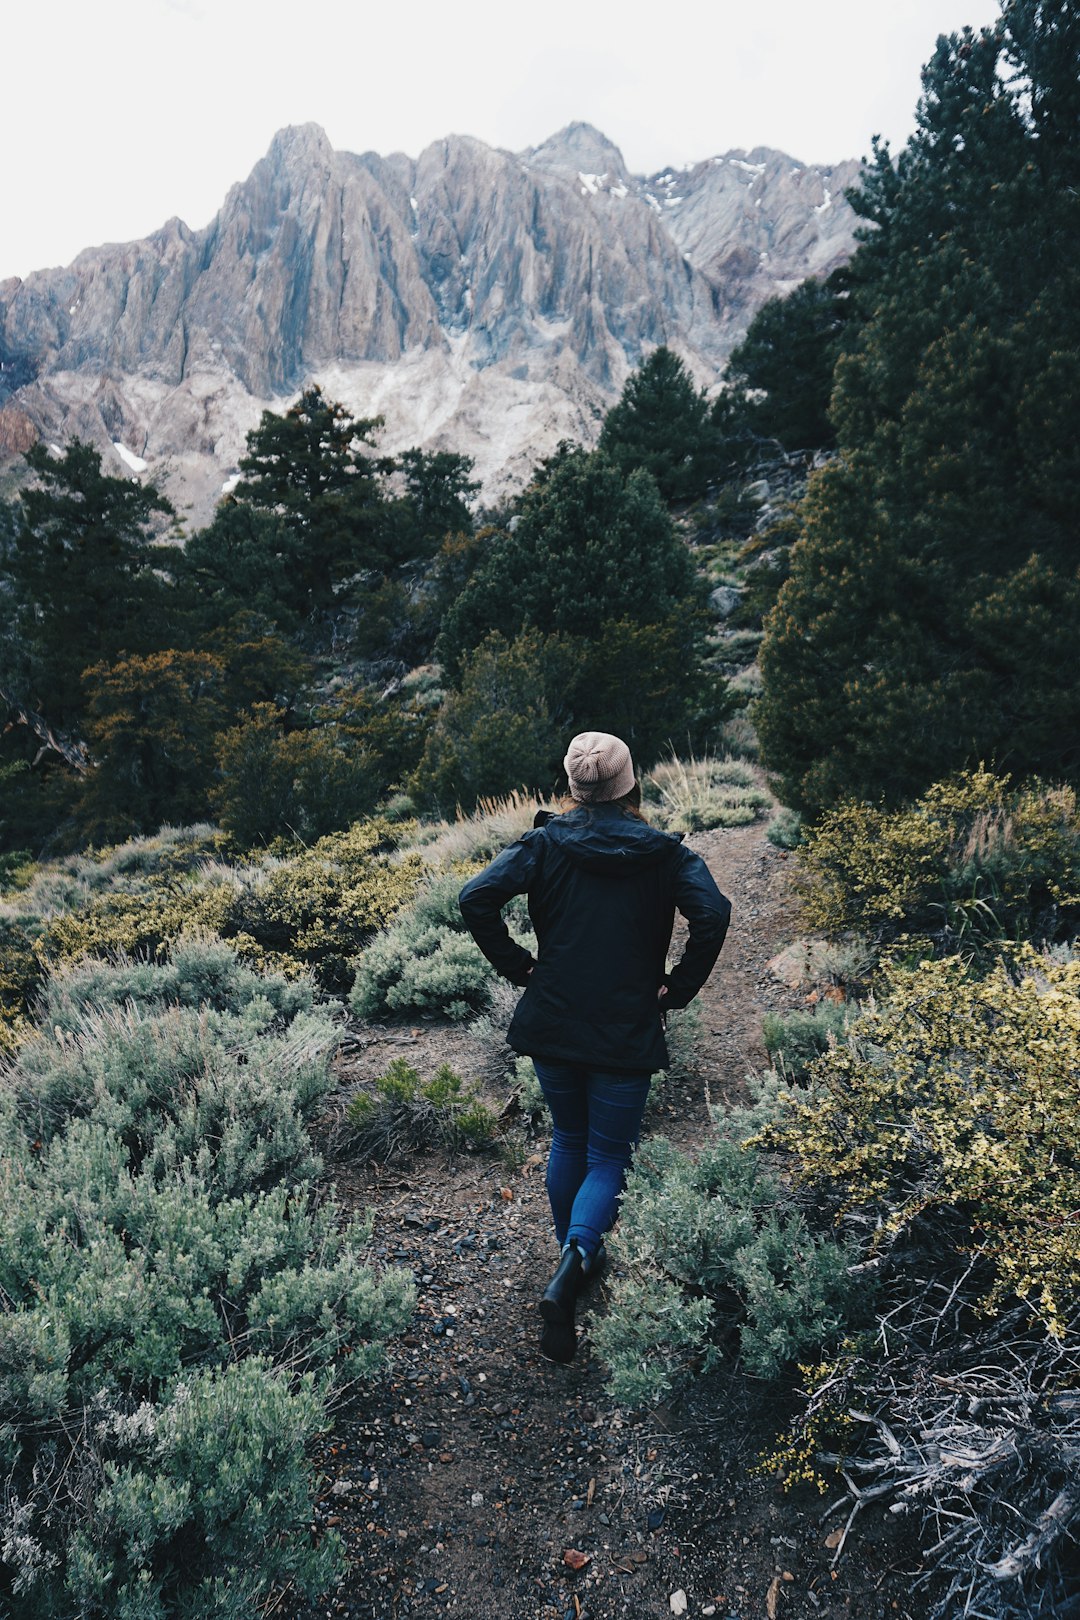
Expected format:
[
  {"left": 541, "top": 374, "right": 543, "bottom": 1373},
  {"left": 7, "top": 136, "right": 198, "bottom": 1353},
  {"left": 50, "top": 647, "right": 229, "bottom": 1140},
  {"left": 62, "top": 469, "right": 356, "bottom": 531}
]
[
  {"left": 765, "top": 806, "right": 803, "bottom": 849},
  {"left": 351, "top": 921, "right": 495, "bottom": 1021},
  {"left": 350, "top": 870, "right": 534, "bottom": 1021},
  {"left": 0, "top": 946, "right": 415, "bottom": 1612},
  {"left": 10, "top": 999, "right": 337, "bottom": 1185},
  {"left": 509, "top": 1053, "right": 545, "bottom": 1116},
  {"left": 398, "top": 792, "right": 538, "bottom": 867},
  {"left": 595, "top": 1126, "right": 859, "bottom": 1403},
  {"left": 761, "top": 999, "right": 856, "bottom": 1083},
  {"left": 4, "top": 824, "right": 222, "bottom": 919},
  {"left": 661, "top": 1001, "right": 705, "bottom": 1085},
  {"left": 18, "top": 1359, "right": 339, "bottom": 1618},
  {"left": 39, "top": 936, "right": 316, "bottom": 1032},
  {"left": 643, "top": 754, "right": 772, "bottom": 833}
]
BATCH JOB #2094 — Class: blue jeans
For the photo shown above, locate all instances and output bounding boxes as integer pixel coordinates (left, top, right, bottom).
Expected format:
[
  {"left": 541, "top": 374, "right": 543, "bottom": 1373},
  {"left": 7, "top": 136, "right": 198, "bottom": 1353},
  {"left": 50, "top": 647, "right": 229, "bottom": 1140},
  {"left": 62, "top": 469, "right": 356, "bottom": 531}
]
[{"left": 532, "top": 1061, "right": 652, "bottom": 1258}]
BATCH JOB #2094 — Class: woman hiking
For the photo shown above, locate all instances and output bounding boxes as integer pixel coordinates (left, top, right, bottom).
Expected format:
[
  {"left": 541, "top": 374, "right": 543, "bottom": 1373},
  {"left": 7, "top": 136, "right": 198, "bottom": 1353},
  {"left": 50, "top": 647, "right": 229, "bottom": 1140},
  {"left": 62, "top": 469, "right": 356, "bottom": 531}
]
[{"left": 459, "top": 731, "right": 731, "bottom": 1363}]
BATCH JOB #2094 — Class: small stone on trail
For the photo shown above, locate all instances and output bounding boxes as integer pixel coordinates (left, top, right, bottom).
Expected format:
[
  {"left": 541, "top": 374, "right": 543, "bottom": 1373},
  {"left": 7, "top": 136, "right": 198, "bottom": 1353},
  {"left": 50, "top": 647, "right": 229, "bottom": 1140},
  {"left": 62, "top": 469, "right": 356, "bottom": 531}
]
[
  {"left": 647, "top": 1507, "right": 666, "bottom": 1530},
  {"left": 470, "top": 1491, "right": 484, "bottom": 1507},
  {"left": 563, "top": 1548, "right": 590, "bottom": 1571},
  {"left": 670, "top": 1591, "right": 688, "bottom": 1616}
]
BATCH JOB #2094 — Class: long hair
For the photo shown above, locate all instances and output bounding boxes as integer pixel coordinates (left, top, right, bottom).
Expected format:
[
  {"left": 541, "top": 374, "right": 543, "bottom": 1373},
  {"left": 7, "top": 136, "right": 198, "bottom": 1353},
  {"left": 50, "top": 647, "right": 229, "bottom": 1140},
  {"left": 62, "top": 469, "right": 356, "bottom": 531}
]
[{"left": 557, "top": 782, "right": 646, "bottom": 820}]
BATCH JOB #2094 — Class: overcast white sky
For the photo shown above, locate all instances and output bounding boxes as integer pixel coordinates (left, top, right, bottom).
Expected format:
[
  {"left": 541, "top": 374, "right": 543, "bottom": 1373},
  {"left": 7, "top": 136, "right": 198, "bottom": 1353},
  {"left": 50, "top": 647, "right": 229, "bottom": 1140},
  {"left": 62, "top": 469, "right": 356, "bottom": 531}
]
[{"left": 3, "top": 0, "right": 1002, "bottom": 281}]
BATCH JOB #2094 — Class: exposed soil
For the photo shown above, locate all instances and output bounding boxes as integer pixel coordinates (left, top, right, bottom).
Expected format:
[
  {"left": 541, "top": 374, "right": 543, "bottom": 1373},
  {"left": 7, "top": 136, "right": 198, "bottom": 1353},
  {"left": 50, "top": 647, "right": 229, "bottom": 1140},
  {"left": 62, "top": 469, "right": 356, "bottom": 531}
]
[{"left": 286, "top": 825, "right": 922, "bottom": 1620}]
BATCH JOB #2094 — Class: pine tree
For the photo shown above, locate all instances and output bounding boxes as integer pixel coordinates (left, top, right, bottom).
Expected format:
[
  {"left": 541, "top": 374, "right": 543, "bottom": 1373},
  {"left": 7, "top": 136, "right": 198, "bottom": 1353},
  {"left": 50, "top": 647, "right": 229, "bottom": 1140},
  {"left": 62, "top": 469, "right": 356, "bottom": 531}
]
[
  {"left": 597, "top": 348, "right": 715, "bottom": 501},
  {"left": 232, "top": 385, "right": 390, "bottom": 615},
  {"left": 756, "top": 0, "right": 1080, "bottom": 815},
  {"left": 394, "top": 448, "right": 479, "bottom": 557},
  {"left": 180, "top": 503, "right": 307, "bottom": 632},
  {"left": 7, "top": 440, "right": 174, "bottom": 726},
  {"left": 723, "top": 275, "right": 849, "bottom": 452},
  {"left": 437, "top": 447, "right": 700, "bottom": 678}
]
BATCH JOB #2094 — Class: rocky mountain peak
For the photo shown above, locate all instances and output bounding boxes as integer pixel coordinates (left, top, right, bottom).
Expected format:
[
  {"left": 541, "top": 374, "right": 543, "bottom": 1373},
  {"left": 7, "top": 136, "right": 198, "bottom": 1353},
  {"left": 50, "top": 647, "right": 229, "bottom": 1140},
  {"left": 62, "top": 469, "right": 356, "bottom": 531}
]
[
  {"left": 524, "top": 122, "right": 630, "bottom": 183},
  {"left": 0, "top": 122, "right": 861, "bottom": 519},
  {"left": 265, "top": 121, "right": 335, "bottom": 171}
]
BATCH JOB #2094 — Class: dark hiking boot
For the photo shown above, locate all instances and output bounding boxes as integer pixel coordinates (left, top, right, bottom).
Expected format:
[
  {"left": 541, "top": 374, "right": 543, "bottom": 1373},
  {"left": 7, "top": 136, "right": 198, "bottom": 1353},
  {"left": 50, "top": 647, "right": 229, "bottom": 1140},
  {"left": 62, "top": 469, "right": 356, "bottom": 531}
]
[
  {"left": 581, "top": 1242, "right": 607, "bottom": 1287},
  {"left": 539, "top": 1242, "right": 584, "bottom": 1363},
  {"left": 540, "top": 1243, "right": 584, "bottom": 1326},
  {"left": 539, "top": 1318, "right": 577, "bottom": 1363}
]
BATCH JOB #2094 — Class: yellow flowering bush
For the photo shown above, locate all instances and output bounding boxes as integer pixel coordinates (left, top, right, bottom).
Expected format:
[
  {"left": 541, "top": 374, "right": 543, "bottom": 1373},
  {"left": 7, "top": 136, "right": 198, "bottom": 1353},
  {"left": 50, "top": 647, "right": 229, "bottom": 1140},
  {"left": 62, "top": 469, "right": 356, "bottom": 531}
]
[
  {"left": 32, "top": 817, "right": 424, "bottom": 993},
  {"left": 0, "top": 920, "right": 38, "bottom": 1053},
  {"left": 761, "top": 949, "right": 1080, "bottom": 1333},
  {"left": 38, "top": 880, "right": 237, "bottom": 969},
  {"left": 798, "top": 769, "right": 1080, "bottom": 950},
  {"left": 226, "top": 818, "right": 424, "bottom": 990}
]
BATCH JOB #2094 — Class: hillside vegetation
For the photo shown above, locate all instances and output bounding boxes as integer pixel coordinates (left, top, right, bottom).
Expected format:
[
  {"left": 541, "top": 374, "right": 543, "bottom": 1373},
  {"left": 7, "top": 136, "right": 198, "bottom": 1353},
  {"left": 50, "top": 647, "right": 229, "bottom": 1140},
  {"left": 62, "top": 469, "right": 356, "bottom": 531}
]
[{"left": 0, "top": 1, "right": 1078, "bottom": 1615}]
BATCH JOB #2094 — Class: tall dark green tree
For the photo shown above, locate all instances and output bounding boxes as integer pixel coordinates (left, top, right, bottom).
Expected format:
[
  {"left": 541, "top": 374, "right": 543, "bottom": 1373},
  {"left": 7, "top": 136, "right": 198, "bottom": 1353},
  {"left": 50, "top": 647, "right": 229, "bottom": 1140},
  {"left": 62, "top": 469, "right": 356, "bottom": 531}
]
[
  {"left": 231, "top": 385, "right": 391, "bottom": 614},
  {"left": 179, "top": 503, "right": 307, "bottom": 633},
  {"left": 757, "top": 0, "right": 1080, "bottom": 815},
  {"left": 425, "top": 447, "right": 726, "bottom": 807},
  {"left": 722, "top": 275, "right": 849, "bottom": 453},
  {"left": 438, "top": 446, "right": 701, "bottom": 678},
  {"left": 394, "top": 449, "right": 478, "bottom": 556},
  {"left": 6, "top": 440, "right": 174, "bottom": 725},
  {"left": 597, "top": 348, "right": 716, "bottom": 501}
]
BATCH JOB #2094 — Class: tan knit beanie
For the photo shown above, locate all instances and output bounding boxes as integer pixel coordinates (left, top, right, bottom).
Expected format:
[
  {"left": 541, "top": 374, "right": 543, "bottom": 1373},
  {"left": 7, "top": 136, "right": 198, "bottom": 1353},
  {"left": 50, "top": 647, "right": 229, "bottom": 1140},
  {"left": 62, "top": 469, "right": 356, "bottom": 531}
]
[{"left": 563, "top": 731, "right": 636, "bottom": 803}]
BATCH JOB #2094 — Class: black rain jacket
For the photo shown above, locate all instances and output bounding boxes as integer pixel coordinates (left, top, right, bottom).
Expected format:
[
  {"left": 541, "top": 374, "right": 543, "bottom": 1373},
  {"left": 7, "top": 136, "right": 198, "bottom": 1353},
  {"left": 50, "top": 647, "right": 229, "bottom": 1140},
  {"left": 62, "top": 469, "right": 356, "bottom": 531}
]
[{"left": 458, "top": 804, "right": 731, "bottom": 1074}]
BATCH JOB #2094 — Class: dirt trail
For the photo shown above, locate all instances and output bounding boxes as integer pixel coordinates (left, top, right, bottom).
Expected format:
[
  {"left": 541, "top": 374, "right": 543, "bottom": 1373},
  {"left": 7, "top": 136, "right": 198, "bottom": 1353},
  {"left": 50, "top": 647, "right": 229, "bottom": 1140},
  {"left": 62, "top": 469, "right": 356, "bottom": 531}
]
[{"left": 291, "top": 826, "right": 915, "bottom": 1620}]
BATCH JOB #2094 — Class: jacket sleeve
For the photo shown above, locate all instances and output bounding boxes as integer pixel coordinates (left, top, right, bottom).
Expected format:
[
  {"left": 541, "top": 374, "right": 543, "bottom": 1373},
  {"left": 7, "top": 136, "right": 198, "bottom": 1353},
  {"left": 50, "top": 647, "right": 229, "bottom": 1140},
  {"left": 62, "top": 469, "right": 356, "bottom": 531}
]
[
  {"left": 662, "top": 846, "right": 731, "bottom": 1010},
  {"left": 458, "top": 834, "right": 542, "bottom": 986}
]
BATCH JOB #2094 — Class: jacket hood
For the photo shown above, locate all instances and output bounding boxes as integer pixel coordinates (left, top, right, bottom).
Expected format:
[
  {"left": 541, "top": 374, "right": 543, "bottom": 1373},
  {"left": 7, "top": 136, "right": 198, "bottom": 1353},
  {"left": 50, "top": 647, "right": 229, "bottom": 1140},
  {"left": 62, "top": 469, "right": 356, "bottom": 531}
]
[{"left": 542, "top": 805, "right": 683, "bottom": 872}]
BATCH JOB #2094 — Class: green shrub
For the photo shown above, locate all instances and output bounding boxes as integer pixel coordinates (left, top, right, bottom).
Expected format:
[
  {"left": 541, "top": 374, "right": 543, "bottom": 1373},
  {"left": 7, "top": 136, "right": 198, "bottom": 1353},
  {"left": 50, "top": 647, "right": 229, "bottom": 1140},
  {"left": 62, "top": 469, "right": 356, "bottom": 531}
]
[
  {"left": 761, "top": 1000, "right": 857, "bottom": 1083},
  {"left": 0, "top": 846, "right": 34, "bottom": 893},
  {"left": 344, "top": 1058, "right": 498, "bottom": 1158},
  {"left": 765, "top": 807, "right": 803, "bottom": 849},
  {"left": 758, "top": 948, "right": 1080, "bottom": 1335},
  {"left": 35, "top": 879, "right": 238, "bottom": 974},
  {"left": 594, "top": 1127, "right": 859, "bottom": 1403},
  {"left": 798, "top": 769, "right": 1080, "bottom": 954},
  {"left": 0, "top": 948, "right": 415, "bottom": 1612},
  {"left": 0, "top": 918, "right": 38, "bottom": 1053},
  {"left": 643, "top": 754, "right": 772, "bottom": 833},
  {"left": 349, "top": 870, "right": 533, "bottom": 1021},
  {"left": 414, "top": 616, "right": 730, "bottom": 814},
  {"left": 213, "top": 702, "right": 382, "bottom": 846},
  {"left": 714, "top": 712, "right": 760, "bottom": 762}
]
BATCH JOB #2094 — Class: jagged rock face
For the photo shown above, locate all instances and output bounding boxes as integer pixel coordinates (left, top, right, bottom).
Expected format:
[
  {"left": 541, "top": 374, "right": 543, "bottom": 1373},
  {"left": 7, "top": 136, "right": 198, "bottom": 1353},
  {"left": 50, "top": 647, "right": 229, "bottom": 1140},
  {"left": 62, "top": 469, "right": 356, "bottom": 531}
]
[{"left": 0, "top": 121, "right": 860, "bottom": 519}]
